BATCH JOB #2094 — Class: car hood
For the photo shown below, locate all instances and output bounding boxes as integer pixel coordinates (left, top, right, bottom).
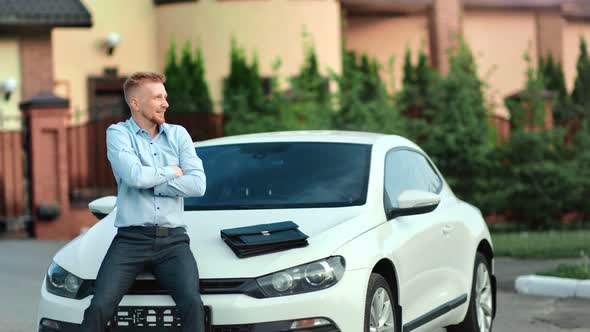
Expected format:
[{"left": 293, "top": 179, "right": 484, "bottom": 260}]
[{"left": 54, "top": 206, "right": 376, "bottom": 279}]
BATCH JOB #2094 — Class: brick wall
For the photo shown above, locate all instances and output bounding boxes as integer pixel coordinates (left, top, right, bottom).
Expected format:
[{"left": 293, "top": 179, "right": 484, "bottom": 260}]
[
  {"left": 26, "top": 107, "right": 70, "bottom": 214},
  {"left": 19, "top": 32, "right": 54, "bottom": 100}
]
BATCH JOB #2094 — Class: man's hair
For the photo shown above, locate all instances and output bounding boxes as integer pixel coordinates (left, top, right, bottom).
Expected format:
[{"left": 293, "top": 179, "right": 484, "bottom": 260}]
[{"left": 123, "top": 72, "right": 166, "bottom": 103}]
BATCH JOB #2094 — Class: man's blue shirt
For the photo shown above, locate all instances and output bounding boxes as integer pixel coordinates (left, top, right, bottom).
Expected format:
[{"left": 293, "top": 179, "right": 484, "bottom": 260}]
[{"left": 106, "top": 117, "right": 206, "bottom": 228}]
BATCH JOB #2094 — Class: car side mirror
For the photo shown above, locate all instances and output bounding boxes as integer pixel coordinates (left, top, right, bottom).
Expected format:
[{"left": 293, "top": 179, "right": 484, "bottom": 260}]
[
  {"left": 88, "top": 196, "right": 117, "bottom": 220},
  {"left": 387, "top": 190, "right": 440, "bottom": 220}
]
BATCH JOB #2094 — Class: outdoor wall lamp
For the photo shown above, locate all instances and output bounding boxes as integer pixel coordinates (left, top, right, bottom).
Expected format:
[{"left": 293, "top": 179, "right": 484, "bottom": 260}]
[
  {"left": 104, "top": 32, "right": 121, "bottom": 56},
  {"left": 1, "top": 78, "right": 17, "bottom": 101}
]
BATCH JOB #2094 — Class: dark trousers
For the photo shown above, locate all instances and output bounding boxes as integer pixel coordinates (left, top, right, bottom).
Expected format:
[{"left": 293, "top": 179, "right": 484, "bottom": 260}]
[{"left": 80, "top": 227, "right": 205, "bottom": 331}]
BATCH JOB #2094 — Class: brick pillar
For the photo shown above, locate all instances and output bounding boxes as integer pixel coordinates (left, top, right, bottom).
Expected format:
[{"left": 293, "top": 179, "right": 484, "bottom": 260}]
[
  {"left": 19, "top": 32, "right": 54, "bottom": 100},
  {"left": 536, "top": 12, "right": 564, "bottom": 63},
  {"left": 20, "top": 93, "right": 71, "bottom": 239},
  {"left": 429, "top": 0, "right": 463, "bottom": 74}
]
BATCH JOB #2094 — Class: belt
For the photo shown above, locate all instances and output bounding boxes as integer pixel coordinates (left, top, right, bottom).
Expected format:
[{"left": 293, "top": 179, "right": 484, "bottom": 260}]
[{"left": 118, "top": 226, "right": 186, "bottom": 237}]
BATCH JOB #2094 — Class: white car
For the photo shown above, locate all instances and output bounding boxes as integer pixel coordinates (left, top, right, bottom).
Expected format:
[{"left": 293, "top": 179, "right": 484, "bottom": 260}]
[{"left": 38, "top": 131, "right": 496, "bottom": 332}]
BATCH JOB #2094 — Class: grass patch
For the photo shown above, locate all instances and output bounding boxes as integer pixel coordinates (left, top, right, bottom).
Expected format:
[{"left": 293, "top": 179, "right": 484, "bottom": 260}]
[
  {"left": 537, "top": 264, "right": 590, "bottom": 280},
  {"left": 491, "top": 230, "right": 590, "bottom": 258}
]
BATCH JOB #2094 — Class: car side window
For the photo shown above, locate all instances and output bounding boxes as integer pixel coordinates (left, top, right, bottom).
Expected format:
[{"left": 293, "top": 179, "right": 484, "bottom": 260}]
[{"left": 383, "top": 149, "right": 443, "bottom": 211}]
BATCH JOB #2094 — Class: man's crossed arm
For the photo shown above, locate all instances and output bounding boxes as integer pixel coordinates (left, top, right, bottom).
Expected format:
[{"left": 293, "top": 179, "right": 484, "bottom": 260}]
[{"left": 106, "top": 125, "right": 206, "bottom": 198}]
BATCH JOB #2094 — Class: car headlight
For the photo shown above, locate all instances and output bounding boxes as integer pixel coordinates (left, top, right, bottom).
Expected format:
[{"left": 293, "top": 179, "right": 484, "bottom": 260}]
[
  {"left": 256, "top": 256, "right": 345, "bottom": 297},
  {"left": 46, "top": 262, "right": 91, "bottom": 299}
]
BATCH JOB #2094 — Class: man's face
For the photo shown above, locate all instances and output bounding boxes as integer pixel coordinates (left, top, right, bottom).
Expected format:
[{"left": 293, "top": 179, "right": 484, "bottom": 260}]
[{"left": 134, "top": 81, "right": 169, "bottom": 126}]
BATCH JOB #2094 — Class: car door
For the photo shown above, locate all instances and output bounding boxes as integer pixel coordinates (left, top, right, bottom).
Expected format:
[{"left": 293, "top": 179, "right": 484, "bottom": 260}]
[{"left": 383, "top": 148, "right": 459, "bottom": 327}]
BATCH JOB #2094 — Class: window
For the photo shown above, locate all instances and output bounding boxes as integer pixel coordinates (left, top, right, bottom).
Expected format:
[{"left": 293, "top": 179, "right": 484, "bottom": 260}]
[
  {"left": 185, "top": 142, "right": 372, "bottom": 210},
  {"left": 383, "top": 149, "right": 442, "bottom": 210}
]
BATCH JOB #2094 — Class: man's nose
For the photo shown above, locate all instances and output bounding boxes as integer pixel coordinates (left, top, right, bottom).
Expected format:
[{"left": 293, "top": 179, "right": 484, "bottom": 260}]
[{"left": 162, "top": 98, "right": 169, "bottom": 108}]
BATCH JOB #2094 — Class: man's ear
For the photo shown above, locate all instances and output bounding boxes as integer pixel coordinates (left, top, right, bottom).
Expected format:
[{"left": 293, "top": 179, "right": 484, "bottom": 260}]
[{"left": 129, "top": 96, "right": 139, "bottom": 112}]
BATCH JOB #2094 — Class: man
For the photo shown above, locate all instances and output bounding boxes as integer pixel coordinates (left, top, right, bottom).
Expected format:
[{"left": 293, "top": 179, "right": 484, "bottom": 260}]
[{"left": 81, "top": 72, "right": 207, "bottom": 331}]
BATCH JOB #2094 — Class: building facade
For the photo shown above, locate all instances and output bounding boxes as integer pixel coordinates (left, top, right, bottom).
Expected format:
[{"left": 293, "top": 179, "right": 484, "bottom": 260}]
[
  {"left": 3, "top": 0, "right": 590, "bottom": 129},
  {"left": 3, "top": 0, "right": 590, "bottom": 239}
]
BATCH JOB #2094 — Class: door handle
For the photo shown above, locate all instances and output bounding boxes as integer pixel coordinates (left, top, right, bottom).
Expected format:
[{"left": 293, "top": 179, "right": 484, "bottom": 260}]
[{"left": 442, "top": 224, "right": 453, "bottom": 235}]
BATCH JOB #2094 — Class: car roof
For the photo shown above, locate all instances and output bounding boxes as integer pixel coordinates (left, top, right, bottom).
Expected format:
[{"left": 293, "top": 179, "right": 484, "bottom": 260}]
[{"left": 194, "top": 130, "right": 410, "bottom": 147}]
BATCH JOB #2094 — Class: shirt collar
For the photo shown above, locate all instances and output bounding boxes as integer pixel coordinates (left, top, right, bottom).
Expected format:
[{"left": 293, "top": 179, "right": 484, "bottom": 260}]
[
  {"left": 128, "top": 117, "right": 168, "bottom": 136},
  {"left": 159, "top": 122, "right": 168, "bottom": 136},
  {"left": 128, "top": 116, "right": 142, "bottom": 134}
]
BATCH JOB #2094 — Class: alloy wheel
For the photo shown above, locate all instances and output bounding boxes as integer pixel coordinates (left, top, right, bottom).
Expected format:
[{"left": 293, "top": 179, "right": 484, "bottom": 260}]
[
  {"left": 475, "top": 263, "right": 493, "bottom": 332},
  {"left": 369, "top": 287, "right": 395, "bottom": 332}
]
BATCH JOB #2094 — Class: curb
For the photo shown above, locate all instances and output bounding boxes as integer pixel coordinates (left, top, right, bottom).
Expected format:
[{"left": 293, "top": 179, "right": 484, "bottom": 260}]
[{"left": 515, "top": 275, "right": 590, "bottom": 299}]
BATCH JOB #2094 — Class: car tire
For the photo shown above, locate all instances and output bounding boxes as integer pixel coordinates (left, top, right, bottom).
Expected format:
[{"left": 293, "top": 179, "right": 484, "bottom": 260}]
[
  {"left": 448, "top": 253, "right": 494, "bottom": 332},
  {"left": 364, "top": 273, "right": 397, "bottom": 332}
]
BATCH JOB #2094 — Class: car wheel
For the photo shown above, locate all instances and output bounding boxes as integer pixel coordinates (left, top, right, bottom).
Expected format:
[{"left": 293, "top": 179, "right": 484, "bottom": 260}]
[
  {"left": 448, "top": 253, "right": 494, "bottom": 332},
  {"left": 364, "top": 273, "right": 397, "bottom": 332}
]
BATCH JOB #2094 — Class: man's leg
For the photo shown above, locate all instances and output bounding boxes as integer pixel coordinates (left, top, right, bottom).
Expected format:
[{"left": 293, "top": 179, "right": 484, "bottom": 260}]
[
  {"left": 152, "top": 233, "right": 204, "bottom": 332},
  {"left": 81, "top": 232, "right": 150, "bottom": 331}
]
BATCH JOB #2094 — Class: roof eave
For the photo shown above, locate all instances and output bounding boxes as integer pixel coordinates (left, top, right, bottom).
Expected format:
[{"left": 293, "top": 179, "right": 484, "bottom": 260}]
[{"left": 0, "top": 20, "right": 92, "bottom": 29}]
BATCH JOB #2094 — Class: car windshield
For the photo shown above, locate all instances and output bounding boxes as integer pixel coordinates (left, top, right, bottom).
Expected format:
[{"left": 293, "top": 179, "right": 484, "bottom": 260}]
[{"left": 184, "top": 142, "right": 371, "bottom": 210}]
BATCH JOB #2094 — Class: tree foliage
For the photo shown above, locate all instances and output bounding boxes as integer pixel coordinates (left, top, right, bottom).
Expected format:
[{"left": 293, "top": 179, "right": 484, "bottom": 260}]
[
  {"left": 164, "top": 39, "right": 213, "bottom": 113},
  {"left": 572, "top": 37, "right": 590, "bottom": 117},
  {"left": 222, "top": 38, "right": 271, "bottom": 135},
  {"left": 538, "top": 54, "right": 572, "bottom": 123},
  {"left": 218, "top": 35, "right": 590, "bottom": 227},
  {"left": 333, "top": 49, "right": 405, "bottom": 134},
  {"left": 421, "top": 38, "right": 492, "bottom": 202}
]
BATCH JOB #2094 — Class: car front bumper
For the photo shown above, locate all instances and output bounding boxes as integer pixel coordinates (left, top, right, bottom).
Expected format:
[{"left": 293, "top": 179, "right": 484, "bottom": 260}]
[{"left": 37, "top": 269, "right": 370, "bottom": 332}]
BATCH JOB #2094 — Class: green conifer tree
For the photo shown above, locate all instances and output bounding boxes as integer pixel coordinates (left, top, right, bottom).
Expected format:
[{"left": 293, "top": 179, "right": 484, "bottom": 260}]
[
  {"left": 572, "top": 37, "right": 590, "bottom": 117},
  {"left": 164, "top": 39, "right": 213, "bottom": 113},
  {"left": 424, "top": 37, "right": 492, "bottom": 202},
  {"left": 191, "top": 40, "right": 213, "bottom": 113}
]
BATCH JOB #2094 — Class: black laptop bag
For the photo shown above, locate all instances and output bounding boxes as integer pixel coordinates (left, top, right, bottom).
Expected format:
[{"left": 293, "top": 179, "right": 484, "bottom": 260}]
[{"left": 220, "top": 221, "right": 309, "bottom": 258}]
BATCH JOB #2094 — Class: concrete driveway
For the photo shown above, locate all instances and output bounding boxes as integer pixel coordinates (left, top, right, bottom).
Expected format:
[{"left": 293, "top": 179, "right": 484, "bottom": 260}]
[{"left": 0, "top": 239, "right": 589, "bottom": 332}]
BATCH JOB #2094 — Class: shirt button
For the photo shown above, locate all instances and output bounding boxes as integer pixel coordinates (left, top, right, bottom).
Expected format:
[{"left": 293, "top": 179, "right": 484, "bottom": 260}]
[
  {"left": 157, "top": 207, "right": 160, "bottom": 210},
  {"left": 153, "top": 153, "right": 157, "bottom": 156}
]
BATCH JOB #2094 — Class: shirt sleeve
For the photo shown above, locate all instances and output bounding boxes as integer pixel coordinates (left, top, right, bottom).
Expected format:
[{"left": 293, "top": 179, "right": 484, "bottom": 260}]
[
  {"left": 153, "top": 127, "right": 207, "bottom": 198},
  {"left": 106, "top": 125, "right": 177, "bottom": 189}
]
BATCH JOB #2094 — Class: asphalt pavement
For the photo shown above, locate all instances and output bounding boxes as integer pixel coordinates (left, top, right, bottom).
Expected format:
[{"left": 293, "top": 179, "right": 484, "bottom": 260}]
[
  {"left": 0, "top": 240, "right": 67, "bottom": 332},
  {"left": 494, "top": 257, "right": 590, "bottom": 332},
  {"left": 0, "top": 240, "right": 589, "bottom": 332}
]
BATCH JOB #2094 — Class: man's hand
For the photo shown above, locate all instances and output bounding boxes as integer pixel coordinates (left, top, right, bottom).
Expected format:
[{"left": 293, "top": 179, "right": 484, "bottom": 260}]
[{"left": 171, "top": 166, "right": 184, "bottom": 177}]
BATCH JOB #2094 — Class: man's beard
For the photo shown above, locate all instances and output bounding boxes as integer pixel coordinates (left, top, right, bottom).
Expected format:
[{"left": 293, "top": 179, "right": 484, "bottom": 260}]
[{"left": 150, "top": 112, "right": 165, "bottom": 125}]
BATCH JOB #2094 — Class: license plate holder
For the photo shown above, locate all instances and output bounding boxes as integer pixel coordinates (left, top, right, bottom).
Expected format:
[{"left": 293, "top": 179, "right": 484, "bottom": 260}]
[{"left": 110, "top": 306, "right": 212, "bottom": 331}]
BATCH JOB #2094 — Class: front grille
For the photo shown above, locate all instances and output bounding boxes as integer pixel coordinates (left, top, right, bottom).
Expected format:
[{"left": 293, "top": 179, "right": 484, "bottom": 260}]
[
  {"left": 89, "top": 278, "right": 265, "bottom": 298},
  {"left": 201, "top": 279, "right": 250, "bottom": 294},
  {"left": 125, "top": 279, "right": 168, "bottom": 295}
]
